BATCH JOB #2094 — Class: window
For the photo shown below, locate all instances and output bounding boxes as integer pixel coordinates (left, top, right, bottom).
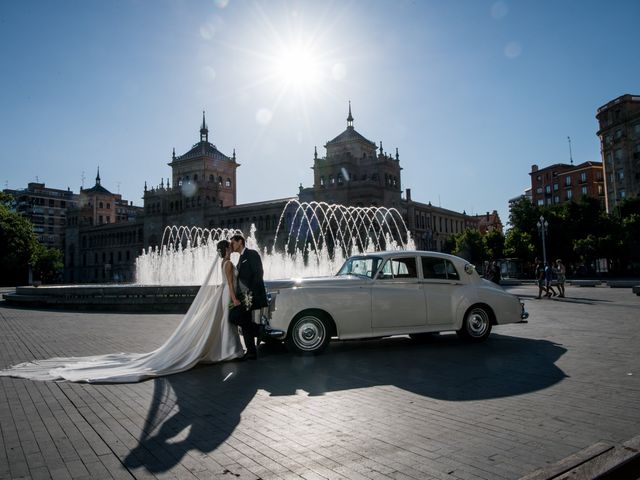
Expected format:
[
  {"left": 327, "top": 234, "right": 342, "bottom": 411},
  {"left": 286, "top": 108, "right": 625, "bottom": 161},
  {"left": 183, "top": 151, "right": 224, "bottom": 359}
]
[
  {"left": 99, "top": 202, "right": 104, "bottom": 208},
  {"left": 320, "top": 176, "right": 325, "bottom": 186},
  {"left": 565, "top": 176, "right": 571, "bottom": 186},
  {"left": 567, "top": 190, "right": 573, "bottom": 200},
  {"left": 618, "top": 170, "right": 624, "bottom": 181},
  {"left": 581, "top": 186, "right": 588, "bottom": 196},
  {"left": 620, "top": 189, "right": 626, "bottom": 199},
  {"left": 49, "top": 199, "right": 54, "bottom": 207},
  {"left": 598, "top": 185, "right": 604, "bottom": 195},
  {"left": 421, "top": 257, "right": 459, "bottom": 281},
  {"left": 194, "top": 174, "right": 198, "bottom": 181},
  {"left": 615, "top": 149, "right": 623, "bottom": 161},
  {"left": 379, "top": 257, "right": 418, "bottom": 279},
  {"left": 545, "top": 185, "right": 551, "bottom": 194},
  {"left": 536, "top": 187, "right": 542, "bottom": 194},
  {"left": 554, "top": 195, "right": 560, "bottom": 204},
  {"left": 580, "top": 172, "right": 587, "bottom": 183},
  {"left": 553, "top": 183, "right": 559, "bottom": 191},
  {"left": 225, "top": 178, "right": 231, "bottom": 187},
  {"left": 615, "top": 129, "right": 622, "bottom": 139}
]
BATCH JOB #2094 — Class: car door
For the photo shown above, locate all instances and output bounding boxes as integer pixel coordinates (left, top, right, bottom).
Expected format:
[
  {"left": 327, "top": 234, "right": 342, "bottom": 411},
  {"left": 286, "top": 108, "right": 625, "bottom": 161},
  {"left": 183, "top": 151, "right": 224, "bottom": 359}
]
[
  {"left": 371, "top": 256, "right": 428, "bottom": 329},
  {"left": 419, "top": 256, "right": 461, "bottom": 326}
]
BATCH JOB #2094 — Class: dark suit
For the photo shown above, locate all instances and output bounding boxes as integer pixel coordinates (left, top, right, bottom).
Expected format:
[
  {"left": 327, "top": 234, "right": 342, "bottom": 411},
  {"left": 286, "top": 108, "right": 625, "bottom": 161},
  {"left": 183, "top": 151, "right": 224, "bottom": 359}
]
[{"left": 235, "top": 248, "right": 267, "bottom": 356}]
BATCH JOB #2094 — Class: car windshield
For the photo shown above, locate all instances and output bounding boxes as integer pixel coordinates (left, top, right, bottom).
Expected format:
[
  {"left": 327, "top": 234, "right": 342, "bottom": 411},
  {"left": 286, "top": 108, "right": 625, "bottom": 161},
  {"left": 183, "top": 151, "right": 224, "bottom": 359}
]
[{"left": 336, "top": 256, "right": 383, "bottom": 279}]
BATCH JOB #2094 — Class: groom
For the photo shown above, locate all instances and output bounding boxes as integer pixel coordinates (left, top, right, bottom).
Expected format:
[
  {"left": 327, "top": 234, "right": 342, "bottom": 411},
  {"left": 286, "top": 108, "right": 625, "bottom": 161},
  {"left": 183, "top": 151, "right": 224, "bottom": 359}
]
[{"left": 230, "top": 234, "right": 268, "bottom": 360}]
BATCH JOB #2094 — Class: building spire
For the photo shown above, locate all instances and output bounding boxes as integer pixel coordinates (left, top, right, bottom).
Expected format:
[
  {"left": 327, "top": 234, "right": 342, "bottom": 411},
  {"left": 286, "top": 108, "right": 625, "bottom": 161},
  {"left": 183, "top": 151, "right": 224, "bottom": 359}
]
[
  {"left": 347, "top": 100, "right": 354, "bottom": 128},
  {"left": 314, "top": 146, "right": 318, "bottom": 160},
  {"left": 200, "top": 110, "right": 208, "bottom": 142},
  {"left": 96, "top": 167, "right": 101, "bottom": 185}
]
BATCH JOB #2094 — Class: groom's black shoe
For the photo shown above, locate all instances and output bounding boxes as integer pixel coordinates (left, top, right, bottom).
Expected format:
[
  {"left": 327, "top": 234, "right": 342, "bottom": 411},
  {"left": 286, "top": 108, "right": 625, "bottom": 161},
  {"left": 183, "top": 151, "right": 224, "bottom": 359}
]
[{"left": 235, "top": 351, "right": 257, "bottom": 361}]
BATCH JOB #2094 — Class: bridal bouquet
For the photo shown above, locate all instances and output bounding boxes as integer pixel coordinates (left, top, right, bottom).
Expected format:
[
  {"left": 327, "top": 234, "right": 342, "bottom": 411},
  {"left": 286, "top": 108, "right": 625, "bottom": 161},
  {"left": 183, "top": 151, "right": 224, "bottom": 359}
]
[{"left": 229, "top": 291, "right": 253, "bottom": 311}]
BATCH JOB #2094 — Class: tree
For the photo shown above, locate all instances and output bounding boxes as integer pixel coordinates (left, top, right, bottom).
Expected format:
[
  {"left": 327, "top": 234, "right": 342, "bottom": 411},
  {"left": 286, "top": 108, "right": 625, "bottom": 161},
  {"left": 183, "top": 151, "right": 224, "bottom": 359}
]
[
  {"left": 452, "top": 229, "right": 486, "bottom": 265},
  {"left": 504, "top": 228, "right": 535, "bottom": 261},
  {"left": 0, "top": 193, "right": 40, "bottom": 286},
  {"left": 33, "top": 244, "right": 64, "bottom": 283},
  {"left": 484, "top": 229, "right": 505, "bottom": 260}
]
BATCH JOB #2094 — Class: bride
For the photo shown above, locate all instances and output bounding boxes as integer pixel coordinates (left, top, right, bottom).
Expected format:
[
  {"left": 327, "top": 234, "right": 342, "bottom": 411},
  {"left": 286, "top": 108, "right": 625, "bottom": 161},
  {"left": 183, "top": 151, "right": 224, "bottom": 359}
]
[{"left": 0, "top": 240, "right": 245, "bottom": 383}]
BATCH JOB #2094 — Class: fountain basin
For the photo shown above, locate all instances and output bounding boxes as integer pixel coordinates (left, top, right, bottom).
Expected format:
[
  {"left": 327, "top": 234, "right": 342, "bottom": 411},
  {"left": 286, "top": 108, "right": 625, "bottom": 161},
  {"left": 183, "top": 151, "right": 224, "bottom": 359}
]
[{"left": 3, "top": 285, "right": 198, "bottom": 313}]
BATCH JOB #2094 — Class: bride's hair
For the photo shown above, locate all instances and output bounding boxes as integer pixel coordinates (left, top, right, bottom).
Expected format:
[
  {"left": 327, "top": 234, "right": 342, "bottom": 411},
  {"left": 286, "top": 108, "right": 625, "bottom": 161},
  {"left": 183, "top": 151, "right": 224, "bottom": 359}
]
[{"left": 216, "top": 240, "right": 230, "bottom": 258}]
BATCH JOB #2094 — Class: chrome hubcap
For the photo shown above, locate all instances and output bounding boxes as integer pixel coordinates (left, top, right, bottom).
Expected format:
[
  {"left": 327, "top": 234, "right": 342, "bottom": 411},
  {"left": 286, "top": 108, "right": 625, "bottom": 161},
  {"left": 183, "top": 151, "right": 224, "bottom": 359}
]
[
  {"left": 293, "top": 316, "right": 325, "bottom": 351},
  {"left": 467, "top": 309, "right": 489, "bottom": 337}
]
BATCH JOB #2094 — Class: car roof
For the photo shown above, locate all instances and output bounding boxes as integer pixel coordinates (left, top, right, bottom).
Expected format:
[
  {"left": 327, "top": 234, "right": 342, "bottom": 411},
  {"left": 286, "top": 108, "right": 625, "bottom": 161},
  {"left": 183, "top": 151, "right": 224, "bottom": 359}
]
[{"left": 350, "top": 250, "right": 467, "bottom": 263}]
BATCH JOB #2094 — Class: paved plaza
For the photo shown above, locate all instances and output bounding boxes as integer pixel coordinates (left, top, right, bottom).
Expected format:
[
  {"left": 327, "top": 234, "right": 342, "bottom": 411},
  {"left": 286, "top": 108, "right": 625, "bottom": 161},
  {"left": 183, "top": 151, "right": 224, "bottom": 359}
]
[{"left": 1, "top": 285, "right": 639, "bottom": 480}]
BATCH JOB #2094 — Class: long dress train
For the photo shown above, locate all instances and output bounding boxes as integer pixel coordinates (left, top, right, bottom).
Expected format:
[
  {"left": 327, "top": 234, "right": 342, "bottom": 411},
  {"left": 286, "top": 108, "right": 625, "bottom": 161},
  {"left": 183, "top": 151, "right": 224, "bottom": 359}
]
[{"left": 0, "top": 257, "right": 244, "bottom": 383}]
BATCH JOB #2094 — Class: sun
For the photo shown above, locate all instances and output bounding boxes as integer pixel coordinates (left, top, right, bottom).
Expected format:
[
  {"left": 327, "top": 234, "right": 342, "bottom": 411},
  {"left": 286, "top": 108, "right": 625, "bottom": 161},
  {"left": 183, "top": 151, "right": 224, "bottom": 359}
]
[{"left": 271, "top": 43, "right": 322, "bottom": 92}]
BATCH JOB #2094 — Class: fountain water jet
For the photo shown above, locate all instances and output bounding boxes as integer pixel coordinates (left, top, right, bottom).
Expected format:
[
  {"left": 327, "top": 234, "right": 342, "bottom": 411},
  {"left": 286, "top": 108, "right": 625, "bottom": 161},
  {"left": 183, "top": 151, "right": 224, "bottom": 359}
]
[{"left": 136, "top": 201, "right": 414, "bottom": 285}]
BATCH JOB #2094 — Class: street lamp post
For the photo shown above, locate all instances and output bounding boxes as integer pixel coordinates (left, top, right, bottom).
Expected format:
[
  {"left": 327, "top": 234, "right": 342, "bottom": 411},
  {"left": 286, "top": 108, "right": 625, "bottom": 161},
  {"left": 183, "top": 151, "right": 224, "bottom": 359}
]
[{"left": 537, "top": 215, "right": 549, "bottom": 265}]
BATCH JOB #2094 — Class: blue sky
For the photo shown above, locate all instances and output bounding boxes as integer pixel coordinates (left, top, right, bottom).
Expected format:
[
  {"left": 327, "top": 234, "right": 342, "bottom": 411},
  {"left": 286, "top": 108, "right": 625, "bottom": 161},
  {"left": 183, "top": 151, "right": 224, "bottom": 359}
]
[{"left": 1, "top": 0, "right": 638, "bottom": 229}]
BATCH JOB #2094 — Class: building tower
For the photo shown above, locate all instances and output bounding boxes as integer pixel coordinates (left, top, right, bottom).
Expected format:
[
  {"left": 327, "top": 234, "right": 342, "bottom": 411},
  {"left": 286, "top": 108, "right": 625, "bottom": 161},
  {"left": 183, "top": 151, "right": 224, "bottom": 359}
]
[
  {"left": 596, "top": 94, "right": 640, "bottom": 212},
  {"left": 143, "top": 112, "right": 239, "bottom": 246},
  {"left": 302, "top": 102, "right": 402, "bottom": 208}
]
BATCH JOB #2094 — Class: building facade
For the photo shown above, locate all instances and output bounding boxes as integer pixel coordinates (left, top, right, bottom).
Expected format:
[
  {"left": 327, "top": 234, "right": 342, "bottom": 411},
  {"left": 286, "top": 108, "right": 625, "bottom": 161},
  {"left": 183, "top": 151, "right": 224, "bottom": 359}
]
[
  {"left": 529, "top": 161, "right": 605, "bottom": 208},
  {"left": 65, "top": 171, "right": 144, "bottom": 283},
  {"left": 299, "top": 103, "right": 402, "bottom": 209},
  {"left": 3, "top": 182, "right": 78, "bottom": 250},
  {"left": 596, "top": 94, "right": 640, "bottom": 213}
]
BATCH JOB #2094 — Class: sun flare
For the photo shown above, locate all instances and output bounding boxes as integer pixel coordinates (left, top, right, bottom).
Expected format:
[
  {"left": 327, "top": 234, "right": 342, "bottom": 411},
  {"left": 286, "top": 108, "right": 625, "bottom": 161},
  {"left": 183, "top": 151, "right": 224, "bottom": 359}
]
[{"left": 272, "top": 44, "right": 322, "bottom": 91}]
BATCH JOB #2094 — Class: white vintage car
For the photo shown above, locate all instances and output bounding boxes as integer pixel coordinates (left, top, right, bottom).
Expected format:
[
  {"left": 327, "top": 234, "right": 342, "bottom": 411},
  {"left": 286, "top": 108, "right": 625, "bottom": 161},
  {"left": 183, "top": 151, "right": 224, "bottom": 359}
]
[{"left": 261, "top": 251, "right": 528, "bottom": 355}]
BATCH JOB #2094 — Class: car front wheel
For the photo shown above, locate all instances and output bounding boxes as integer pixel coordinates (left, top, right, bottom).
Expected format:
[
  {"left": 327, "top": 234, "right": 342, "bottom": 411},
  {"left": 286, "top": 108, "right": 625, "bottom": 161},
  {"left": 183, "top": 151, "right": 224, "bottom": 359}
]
[
  {"left": 285, "top": 311, "right": 331, "bottom": 355},
  {"left": 457, "top": 305, "right": 492, "bottom": 342}
]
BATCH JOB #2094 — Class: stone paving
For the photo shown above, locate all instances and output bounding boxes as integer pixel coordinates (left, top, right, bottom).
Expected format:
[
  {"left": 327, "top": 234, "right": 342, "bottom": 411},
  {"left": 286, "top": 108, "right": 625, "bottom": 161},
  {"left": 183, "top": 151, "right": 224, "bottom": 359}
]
[{"left": 0, "top": 285, "right": 639, "bottom": 480}]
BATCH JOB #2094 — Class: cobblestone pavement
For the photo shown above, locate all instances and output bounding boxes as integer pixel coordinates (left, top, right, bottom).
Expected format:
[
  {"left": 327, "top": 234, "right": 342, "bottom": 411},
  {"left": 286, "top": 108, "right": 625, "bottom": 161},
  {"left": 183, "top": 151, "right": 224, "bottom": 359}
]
[{"left": 1, "top": 285, "right": 639, "bottom": 480}]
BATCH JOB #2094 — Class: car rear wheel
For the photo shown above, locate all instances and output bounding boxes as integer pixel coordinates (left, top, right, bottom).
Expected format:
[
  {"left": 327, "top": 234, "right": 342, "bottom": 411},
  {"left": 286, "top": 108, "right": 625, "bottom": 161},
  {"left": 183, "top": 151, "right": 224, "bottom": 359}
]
[
  {"left": 457, "top": 305, "right": 492, "bottom": 342},
  {"left": 285, "top": 311, "right": 331, "bottom": 355}
]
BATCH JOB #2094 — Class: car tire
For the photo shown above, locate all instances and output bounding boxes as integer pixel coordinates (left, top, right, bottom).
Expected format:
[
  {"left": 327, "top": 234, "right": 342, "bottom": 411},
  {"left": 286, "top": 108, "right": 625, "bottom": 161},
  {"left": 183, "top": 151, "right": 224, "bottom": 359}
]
[
  {"left": 457, "top": 305, "right": 492, "bottom": 342},
  {"left": 285, "top": 310, "right": 331, "bottom": 355}
]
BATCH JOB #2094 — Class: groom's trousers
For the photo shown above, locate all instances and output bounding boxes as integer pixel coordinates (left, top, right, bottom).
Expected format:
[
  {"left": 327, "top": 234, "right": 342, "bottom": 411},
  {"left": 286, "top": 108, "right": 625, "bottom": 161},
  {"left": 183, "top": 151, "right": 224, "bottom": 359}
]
[{"left": 230, "top": 307, "right": 258, "bottom": 356}]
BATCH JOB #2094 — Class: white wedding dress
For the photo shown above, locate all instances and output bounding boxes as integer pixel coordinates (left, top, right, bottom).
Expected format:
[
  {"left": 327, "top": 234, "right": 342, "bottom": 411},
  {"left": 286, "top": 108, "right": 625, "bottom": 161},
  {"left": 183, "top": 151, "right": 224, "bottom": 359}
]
[{"left": 0, "top": 258, "right": 244, "bottom": 383}]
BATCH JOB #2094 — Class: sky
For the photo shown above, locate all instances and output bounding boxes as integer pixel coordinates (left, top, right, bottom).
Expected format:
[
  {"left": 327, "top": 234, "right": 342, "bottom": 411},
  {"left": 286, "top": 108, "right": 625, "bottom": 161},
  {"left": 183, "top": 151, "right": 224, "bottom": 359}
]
[{"left": 1, "top": 0, "right": 639, "bottom": 230}]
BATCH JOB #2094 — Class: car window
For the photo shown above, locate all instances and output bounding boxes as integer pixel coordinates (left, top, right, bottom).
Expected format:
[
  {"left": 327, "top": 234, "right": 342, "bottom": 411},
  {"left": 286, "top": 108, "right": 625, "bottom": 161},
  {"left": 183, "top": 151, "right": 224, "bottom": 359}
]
[
  {"left": 336, "top": 256, "right": 382, "bottom": 278},
  {"left": 445, "top": 260, "right": 460, "bottom": 280},
  {"left": 379, "top": 257, "right": 418, "bottom": 279},
  {"left": 421, "top": 257, "right": 460, "bottom": 280}
]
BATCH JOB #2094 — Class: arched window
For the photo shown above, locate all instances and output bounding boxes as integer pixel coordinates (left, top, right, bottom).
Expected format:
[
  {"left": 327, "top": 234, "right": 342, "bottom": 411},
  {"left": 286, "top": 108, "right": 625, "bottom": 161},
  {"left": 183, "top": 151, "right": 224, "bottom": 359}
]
[
  {"left": 218, "top": 176, "right": 223, "bottom": 186},
  {"left": 99, "top": 202, "right": 103, "bottom": 208},
  {"left": 320, "top": 176, "right": 325, "bottom": 186},
  {"left": 225, "top": 178, "right": 231, "bottom": 187}
]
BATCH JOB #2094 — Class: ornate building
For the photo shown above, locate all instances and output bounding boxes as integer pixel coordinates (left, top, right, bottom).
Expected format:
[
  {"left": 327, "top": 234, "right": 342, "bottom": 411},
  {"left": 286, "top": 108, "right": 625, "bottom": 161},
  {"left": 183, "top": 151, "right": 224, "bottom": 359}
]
[
  {"left": 143, "top": 112, "right": 242, "bottom": 246},
  {"left": 62, "top": 106, "right": 487, "bottom": 283},
  {"left": 300, "top": 102, "right": 402, "bottom": 208},
  {"left": 65, "top": 171, "right": 144, "bottom": 283},
  {"left": 596, "top": 94, "right": 640, "bottom": 213}
]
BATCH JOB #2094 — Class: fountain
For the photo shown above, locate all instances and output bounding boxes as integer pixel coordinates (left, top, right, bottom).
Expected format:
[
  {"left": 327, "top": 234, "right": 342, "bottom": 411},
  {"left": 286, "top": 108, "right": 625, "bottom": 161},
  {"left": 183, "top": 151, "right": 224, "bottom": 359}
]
[
  {"left": 136, "top": 201, "right": 414, "bottom": 285},
  {"left": 5, "top": 201, "right": 414, "bottom": 311}
]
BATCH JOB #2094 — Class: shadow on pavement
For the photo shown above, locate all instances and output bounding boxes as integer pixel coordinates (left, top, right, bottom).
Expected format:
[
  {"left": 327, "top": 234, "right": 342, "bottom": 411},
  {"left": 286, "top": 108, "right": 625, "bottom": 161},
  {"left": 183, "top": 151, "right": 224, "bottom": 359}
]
[{"left": 124, "top": 334, "right": 567, "bottom": 473}]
